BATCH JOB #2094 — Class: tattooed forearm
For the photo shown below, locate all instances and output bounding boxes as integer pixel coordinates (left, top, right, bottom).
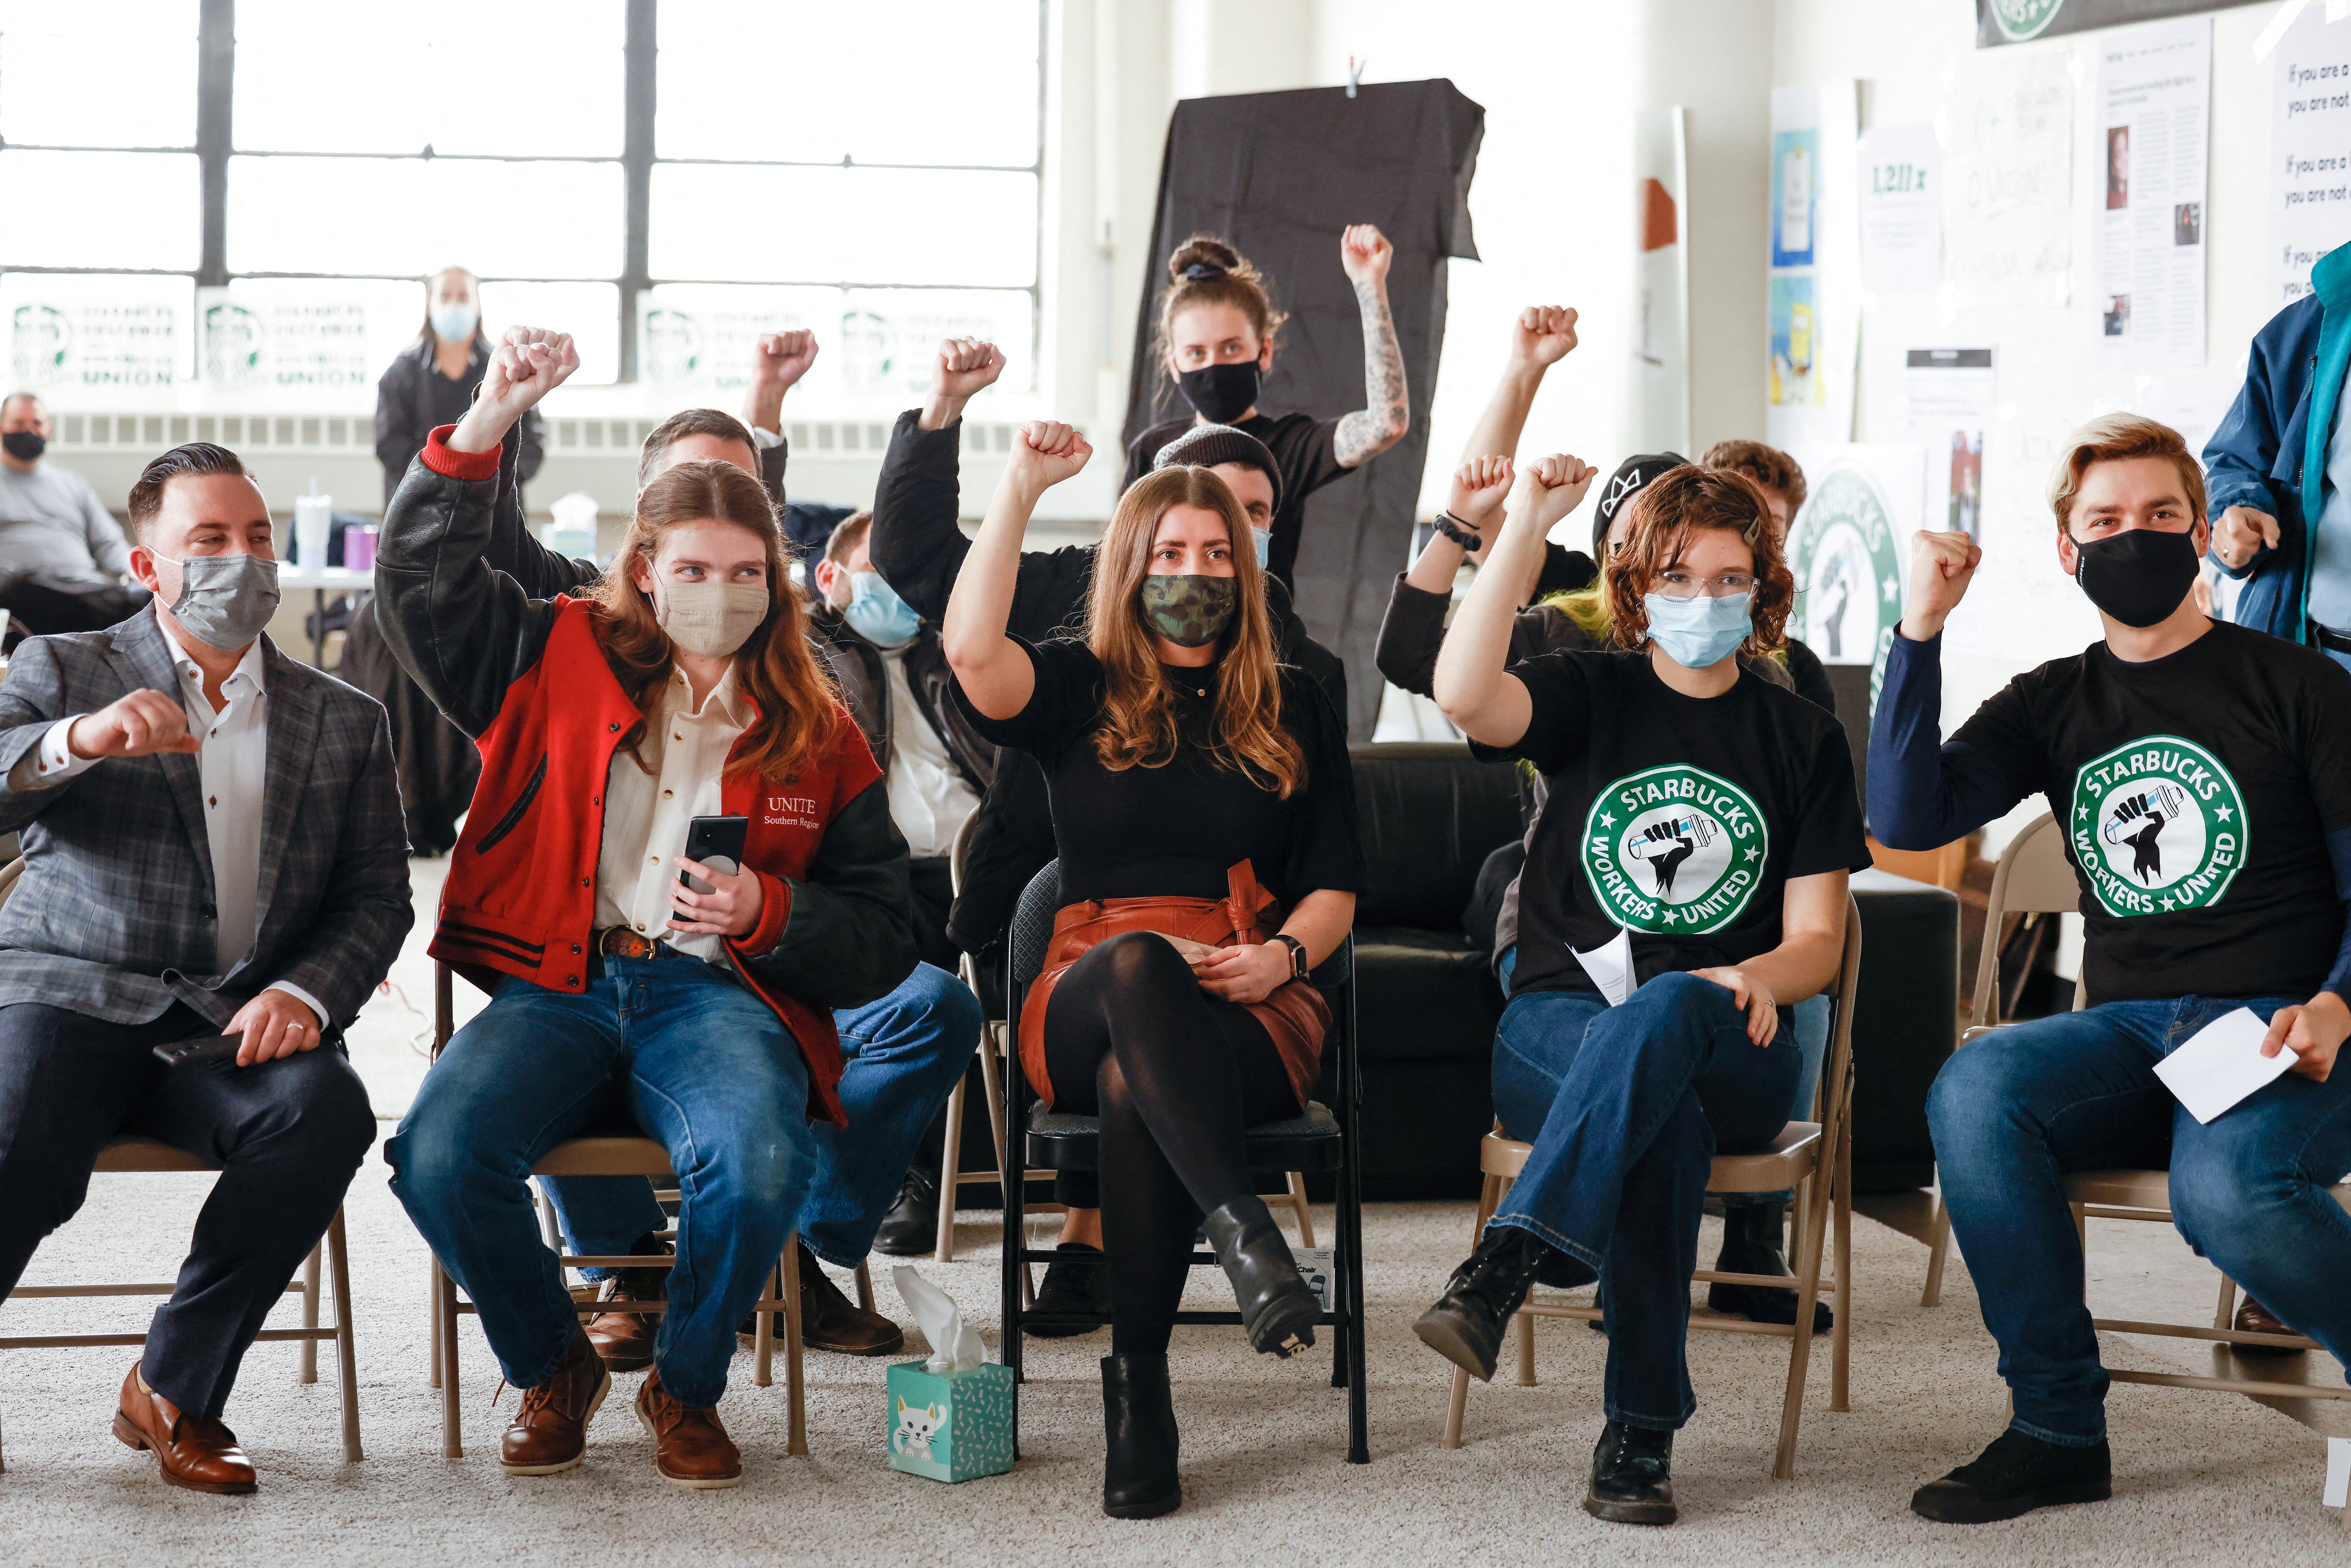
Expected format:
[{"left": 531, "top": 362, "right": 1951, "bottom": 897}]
[{"left": 1333, "top": 278, "right": 1409, "bottom": 468}]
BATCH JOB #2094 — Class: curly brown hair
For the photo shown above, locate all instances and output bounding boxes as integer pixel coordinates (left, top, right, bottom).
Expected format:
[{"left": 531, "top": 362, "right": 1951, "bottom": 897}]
[
  {"left": 1699, "top": 438, "right": 1808, "bottom": 517},
  {"left": 1604, "top": 466, "right": 1794, "bottom": 657},
  {"left": 591, "top": 458, "right": 839, "bottom": 783},
  {"left": 1084, "top": 465, "right": 1303, "bottom": 797}
]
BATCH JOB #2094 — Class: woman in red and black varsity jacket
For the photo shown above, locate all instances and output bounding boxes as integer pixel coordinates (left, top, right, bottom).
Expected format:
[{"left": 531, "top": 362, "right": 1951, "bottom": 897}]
[{"left": 376, "top": 329, "right": 915, "bottom": 1490}]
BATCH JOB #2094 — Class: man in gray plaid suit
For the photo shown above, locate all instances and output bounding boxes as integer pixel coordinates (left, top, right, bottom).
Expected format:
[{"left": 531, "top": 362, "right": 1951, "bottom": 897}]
[{"left": 0, "top": 443, "right": 410, "bottom": 1495}]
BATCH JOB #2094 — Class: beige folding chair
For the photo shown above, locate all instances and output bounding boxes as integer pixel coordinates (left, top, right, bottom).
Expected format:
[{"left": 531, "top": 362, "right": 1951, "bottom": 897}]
[
  {"left": 1921, "top": 811, "right": 2084, "bottom": 1306},
  {"left": 0, "top": 858, "right": 360, "bottom": 1470},
  {"left": 1440, "top": 895, "right": 1863, "bottom": 1479},
  {"left": 424, "top": 960, "right": 859, "bottom": 1459}
]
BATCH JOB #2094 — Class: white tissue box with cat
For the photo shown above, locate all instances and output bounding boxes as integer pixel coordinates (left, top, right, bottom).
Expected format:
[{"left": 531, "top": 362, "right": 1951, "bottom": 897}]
[{"left": 885, "top": 1266, "right": 1014, "bottom": 1483}]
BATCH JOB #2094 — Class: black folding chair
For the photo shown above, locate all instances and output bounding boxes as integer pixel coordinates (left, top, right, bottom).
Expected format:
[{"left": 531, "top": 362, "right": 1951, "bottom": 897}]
[{"left": 999, "top": 860, "right": 1369, "bottom": 1464}]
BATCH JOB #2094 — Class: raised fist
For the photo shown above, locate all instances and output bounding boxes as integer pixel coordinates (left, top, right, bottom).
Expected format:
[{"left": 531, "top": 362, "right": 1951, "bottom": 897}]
[
  {"left": 1900, "top": 529, "right": 1982, "bottom": 642},
  {"left": 750, "top": 331, "right": 818, "bottom": 394},
  {"left": 480, "top": 327, "right": 579, "bottom": 419},
  {"left": 1447, "top": 455, "right": 1514, "bottom": 533},
  {"left": 1006, "top": 420, "right": 1091, "bottom": 491},
  {"left": 1513, "top": 452, "right": 1599, "bottom": 532},
  {"left": 1512, "top": 306, "right": 1578, "bottom": 368},
  {"left": 1340, "top": 224, "right": 1393, "bottom": 287},
  {"left": 936, "top": 338, "right": 1007, "bottom": 401}
]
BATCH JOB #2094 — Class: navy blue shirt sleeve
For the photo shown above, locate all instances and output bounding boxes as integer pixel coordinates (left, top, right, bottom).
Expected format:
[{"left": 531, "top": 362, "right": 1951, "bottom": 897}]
[{"left": 1866, "top": 629, "right": 2039, "bottom": 849}]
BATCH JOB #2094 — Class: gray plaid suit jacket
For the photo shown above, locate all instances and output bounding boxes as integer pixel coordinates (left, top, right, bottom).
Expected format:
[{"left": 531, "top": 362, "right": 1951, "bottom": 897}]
[{"left": 0, "top": 608, "right": 413, "bottom": 1030}]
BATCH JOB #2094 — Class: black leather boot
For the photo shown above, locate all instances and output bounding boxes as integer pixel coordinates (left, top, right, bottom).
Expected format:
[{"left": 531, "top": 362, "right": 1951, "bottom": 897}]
[
  {"left": 1412, "top": 1224, "right": 1552, "bottom": 1382},
  {"left": 1026, "top": 1242, "right": 1111, "bottom": 1338},
  {"left": 1585, "top": 1419, "right": 1677, "bottom": 1525},
  {"left": 1100, "top": 1354, "right": 1181, "bottom": 1519},
  {"left": 1200, "top": 1198, "right": 1319, "bottom": 1358},
  {"left": 1709, "top": 1200, "right": 1831, "bottom": 1333},
  {"left": 872, "top": 1167, "right": 941, "bottom": 1257}
]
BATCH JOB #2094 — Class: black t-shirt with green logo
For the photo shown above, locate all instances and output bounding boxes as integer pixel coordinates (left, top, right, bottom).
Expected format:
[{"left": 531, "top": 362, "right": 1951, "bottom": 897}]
[
  {"left": 1474, "top": 650, "right": 1872, "bottom": 998},
  {"left": 1936, "top": 621, "right": 2351, "bottom": 1003}
]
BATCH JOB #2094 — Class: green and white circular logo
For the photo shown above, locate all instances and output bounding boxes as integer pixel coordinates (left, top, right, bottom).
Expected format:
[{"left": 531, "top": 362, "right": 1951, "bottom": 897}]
[
  {"left": 1583, "top": 764, "right": 1770, "bottom": 934},
  {"left": 2068, "top": 735, "right": 2248, "bottom": 916},
  {"left": 1988, "top": 0, "right": 2065, "bottom": 43},
  {"left": 1787, "top": 464, "right": 1903, "bottom": 707}
]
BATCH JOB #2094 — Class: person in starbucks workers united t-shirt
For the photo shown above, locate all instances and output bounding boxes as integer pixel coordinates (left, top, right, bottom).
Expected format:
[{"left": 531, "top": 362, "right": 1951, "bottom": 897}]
[
  {"left": 1409, "top": 457, "right": 1869, "bottom": 1530},
  {"left": 1871, "top": 413, "right": 2351, "bottom": 1528}
]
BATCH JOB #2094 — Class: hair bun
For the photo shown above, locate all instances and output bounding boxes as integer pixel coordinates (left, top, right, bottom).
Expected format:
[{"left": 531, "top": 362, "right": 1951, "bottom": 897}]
[
  {"left": 1182, "top": 262, "right": 1227, "bottom": 282},
  {"left": 1168, "top": 235, "right": 1246, "bottom": 284}
]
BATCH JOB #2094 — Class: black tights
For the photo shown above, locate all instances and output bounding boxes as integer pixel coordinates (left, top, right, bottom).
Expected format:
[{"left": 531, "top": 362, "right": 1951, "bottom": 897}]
[{"left": 1042, "top": 932, "right": 1299, "bottom": 1355}]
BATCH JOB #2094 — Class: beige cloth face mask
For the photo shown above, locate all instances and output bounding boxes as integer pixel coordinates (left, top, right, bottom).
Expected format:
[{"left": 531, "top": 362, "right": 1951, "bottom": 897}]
[{"left": 656, "top": 579, "right": 770, "bottom": 658}]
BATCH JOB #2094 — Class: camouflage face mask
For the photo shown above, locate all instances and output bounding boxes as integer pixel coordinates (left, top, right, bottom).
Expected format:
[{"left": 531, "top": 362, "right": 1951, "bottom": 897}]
[{"left": 1138, "top": 572, "right": 1238, "bottom": 648}]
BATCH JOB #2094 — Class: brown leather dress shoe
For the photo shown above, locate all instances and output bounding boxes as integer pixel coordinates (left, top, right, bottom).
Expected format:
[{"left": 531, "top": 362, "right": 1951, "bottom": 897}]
[
  {"left": 585, "top": 1246, "right": 671, "bottom": 1374},
  {"left": 739, "top": 1244, "right": 905, "bottom": 1356},
  {"left": 636, "top": 1368, "right": 742, "bottom": 1488},
  {"left": 500, "top": 1327, "right": 611, "bottom": 1475},
  {"left": 2234, "top": 1295, "right": 2306, "bottom": 1353},
  {"left": 112, "top": 1366, "right": 257, "bottom": 1495}
]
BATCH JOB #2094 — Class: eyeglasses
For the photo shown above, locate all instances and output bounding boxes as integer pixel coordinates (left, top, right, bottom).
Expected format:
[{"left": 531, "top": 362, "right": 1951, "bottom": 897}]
[{"left": 1652, "top": 569, "right": 1756, "bottom": 599}]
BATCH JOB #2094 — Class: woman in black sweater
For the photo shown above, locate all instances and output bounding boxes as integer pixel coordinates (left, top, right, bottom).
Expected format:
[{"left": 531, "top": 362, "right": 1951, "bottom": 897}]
[{"left": 944, "top": 422, "right": 1365, "bottom": 1521}]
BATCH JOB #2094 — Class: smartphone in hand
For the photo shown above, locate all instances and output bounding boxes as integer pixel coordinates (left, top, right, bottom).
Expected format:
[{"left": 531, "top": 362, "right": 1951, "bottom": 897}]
[{"left": 679, "top": 814, "right": 750, "bottom": 895}]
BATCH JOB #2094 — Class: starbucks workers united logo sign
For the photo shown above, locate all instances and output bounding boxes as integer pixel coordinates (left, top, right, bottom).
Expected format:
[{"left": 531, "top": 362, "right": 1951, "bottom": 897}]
[
  {"left": 2069, "top": 736, "right": 2248, "bottom": 916},
  {"left": 1987, "top": 0, "right": 2065, "bottom": 42},
  {"left": 1583, "top": 765, "right": 1770, "bottom": 935},
  {"left": 1787, "top": 464, "right": 1903, "bottom": 706}
]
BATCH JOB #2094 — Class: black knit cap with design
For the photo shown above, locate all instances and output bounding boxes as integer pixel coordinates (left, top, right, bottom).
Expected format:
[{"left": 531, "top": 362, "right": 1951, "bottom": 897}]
[
  {"left": 1150, "top": 423, "right": 1284, "bottom": 515},
  {"left": 1590, "top": 451, "right": 1690, "bottom": 556}
]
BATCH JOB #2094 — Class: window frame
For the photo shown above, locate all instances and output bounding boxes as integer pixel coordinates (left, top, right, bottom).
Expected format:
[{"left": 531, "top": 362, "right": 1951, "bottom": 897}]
[{"left": 0, "top": 0, "right": 1048, "bottom": 386}]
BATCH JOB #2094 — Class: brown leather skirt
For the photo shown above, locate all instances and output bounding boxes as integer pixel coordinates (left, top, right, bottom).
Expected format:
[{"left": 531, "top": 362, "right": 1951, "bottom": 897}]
[{"left": 1018, "top": 860, "right": 1331, "bottom": 1110}]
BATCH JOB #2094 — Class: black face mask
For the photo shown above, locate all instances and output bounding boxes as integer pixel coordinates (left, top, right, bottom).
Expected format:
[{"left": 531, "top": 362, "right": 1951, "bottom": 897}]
[
  {"left": 0, "top": 431, "right": 44, "bottom": 462},
  {"left": 1176, "top": 361, "right": 1261, "bottom": 425},
  {"left": 2072, "top": 526, "right": 2201, "bottom": 628}
]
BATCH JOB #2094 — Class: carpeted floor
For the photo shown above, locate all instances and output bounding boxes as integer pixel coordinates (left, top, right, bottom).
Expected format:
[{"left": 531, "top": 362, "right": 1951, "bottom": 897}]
[
  {"left": 4, "top": 1174, "right": 2347, "bottom": 1566},
  {"left": 5, "top": 860, "right": 2348, "bottom": 1564}
]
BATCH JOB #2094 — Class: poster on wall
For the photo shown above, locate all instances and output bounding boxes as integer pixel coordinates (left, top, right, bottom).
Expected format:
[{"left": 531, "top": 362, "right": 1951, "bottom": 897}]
[
  {"left": 1976, "top": 0, "right": 2257, "bottom": 48},
  {"left": 1905, "top": 349, "right": 1996, "bottom": 543},
  {"left": 195, "top": 282, "right": 413, "bottom": 404},
  {"left": 1784, "top": 444, "right": 1926, "bottom": 709},
  {"left": 1766, "top": 83, "right": 1860, "bottom": 453},
  {"left": 1859, "top": 124, "right": 1944, "bottom": 294},
  {"left": 1628, "top": 106, "right": 1691, "bottom": 457},
  {"left": 1940, "top": 49, "right": 2075, "bottom": 308},
  {"left": 2270, "top": 4, "right": 2351, "bottom": 308},
  {"left": 1, "top": 273, "right": 193, "bottom": 402},
  {"left": 637, "top": 284, "right": 1033, "bottom": 409},
  {"left": 2094, "top": 16, "right": 2211, "bottom": 368}
]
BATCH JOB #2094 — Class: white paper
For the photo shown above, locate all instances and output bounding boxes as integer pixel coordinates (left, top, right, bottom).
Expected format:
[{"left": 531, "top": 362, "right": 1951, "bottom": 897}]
[
  {"left": 1766, "top": 82, "right": 1861, "bottom": 453},
  {"left": 1860, "top": 124, "right": 1943, "bottom": 294},
  {"left": 1939, "top": 50, "right": 2073, "bottom": 308},
  {"left": 2153, "top": 1006, "right": 2297, "bottom": 1125},
  {"left": 2095, "top": 17, "right": 2211, "bottom": 369},
  {"left": 893, "top": 1264, "right": 986, "bottom": 1372},
  {"left": 1572, "top": 925, "right": 1636, "bottom": 1007},
  {"left": 2269, "top": 5, "right": 2351, "bottom": 309},
  {"left": 1905, "top": 349, "right": 1996, "bottom": 544}
]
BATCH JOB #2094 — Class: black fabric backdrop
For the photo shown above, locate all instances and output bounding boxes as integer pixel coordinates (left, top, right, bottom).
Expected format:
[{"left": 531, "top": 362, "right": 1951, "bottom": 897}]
[{"left": 1122, "top": 80, "right": 1485, "bottom": 738}]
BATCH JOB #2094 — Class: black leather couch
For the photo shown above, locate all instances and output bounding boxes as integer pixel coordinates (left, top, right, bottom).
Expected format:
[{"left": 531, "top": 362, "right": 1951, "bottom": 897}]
[{"left": 1341, "top": 742, "right": 1528, "bottom": 1200}]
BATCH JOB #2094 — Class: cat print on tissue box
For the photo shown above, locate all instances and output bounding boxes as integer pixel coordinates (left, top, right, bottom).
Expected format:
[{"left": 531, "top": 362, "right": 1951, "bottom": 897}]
[{"left": 886, "top": 1360, "right": 1015, "bottom": 1482}]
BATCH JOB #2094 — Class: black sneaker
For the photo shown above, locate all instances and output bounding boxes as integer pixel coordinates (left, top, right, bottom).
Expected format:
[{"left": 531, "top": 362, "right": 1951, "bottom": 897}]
[
  {"left": 1412, "top": 1226, "right": 1550, "bottom": 1382},
  {"left": 1025, "top": 1243, "right": 1109, "bottom": 1338},
  {"left": 1585, "top": 1419, "right": 1676, "bottom": 1525},
  {"left": 1708, "top": 1200, "right": 1832, "bottom": 1333},
  {"left": 1910, "top": 1428, "right": 2112, "bottom": 1523},
  {"left": 872, "top": 1167, "right": 942, "bottom": 1257}
]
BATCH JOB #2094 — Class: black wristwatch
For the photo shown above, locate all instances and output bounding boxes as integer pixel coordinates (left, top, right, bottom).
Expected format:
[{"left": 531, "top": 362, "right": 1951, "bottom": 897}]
[
  {"left": 1271, "top": 933, "right": 1310, "bottom": 982},
  {"left": 1433, "top": 510, "right": 1483, "bottom": 551}
]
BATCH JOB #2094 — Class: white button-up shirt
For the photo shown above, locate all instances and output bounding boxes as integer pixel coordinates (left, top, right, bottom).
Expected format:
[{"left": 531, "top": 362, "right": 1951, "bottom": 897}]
[
  {"left": 593, "top": 664, "right": 750, "bottom": 964},
  {"left": 10, "top": 623, "right": 328, "bottom": 1025},
  {"left": 880, "top": 645, "right": 978, "bottom": 860}
]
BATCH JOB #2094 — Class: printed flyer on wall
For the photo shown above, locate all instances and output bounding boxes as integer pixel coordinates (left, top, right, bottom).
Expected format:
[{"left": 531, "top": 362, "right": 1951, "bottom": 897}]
[
  {"left": 2269, "top": 2, "right": 2351, "bottom": 308},
  {"left": 2094, "top": 15, "right": 2210, "bottom": 368},
  {"left": 1765, "top": 81, "right": 1859, "bottom": 452}
]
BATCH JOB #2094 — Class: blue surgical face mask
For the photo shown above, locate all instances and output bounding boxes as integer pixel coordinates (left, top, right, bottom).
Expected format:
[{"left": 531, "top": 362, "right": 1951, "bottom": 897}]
[
  {"left": 430, "top": 301, "right": 478, "bottom": 344},
  {"left": 844, "top": 570, "right": 920, "bottom": 648},
  {"left": 1643, "top": 589, "right": 1753, "bottom": 670},
  {"left": 1252, "top": 527, "right": 1270, "bottom": 569}
]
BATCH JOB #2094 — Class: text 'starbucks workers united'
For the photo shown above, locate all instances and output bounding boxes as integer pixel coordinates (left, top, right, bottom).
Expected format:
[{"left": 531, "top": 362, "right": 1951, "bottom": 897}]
[
  {"left": 2069, "top": 736, "right": 2248, "bottom": 916},
  {"left": 1583, "top": 765, "right": 1769, "bottom": 933}
]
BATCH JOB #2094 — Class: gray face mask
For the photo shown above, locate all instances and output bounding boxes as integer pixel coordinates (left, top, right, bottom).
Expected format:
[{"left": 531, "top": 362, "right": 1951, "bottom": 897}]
[{"left": 156, "top": 552, "right": 281, "bottom": 650}]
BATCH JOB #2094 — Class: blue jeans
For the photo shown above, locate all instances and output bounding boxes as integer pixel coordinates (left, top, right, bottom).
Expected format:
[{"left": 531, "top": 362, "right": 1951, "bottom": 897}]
[
  {"left": 1488, "top": 972, "right": 1799, "bottom": 1430},
  {"left": 1498, "top": 946, "right": 1825, "bottom": 1206},
  {"left": 541, "top": 961, "right": 980, "bottom": 1275},
  {"left": 387, "top": 958, "right": 817, "bottom": 1408},
  {"left": 1929, "top": 995, "right": 2351, "bottom": 1446}
]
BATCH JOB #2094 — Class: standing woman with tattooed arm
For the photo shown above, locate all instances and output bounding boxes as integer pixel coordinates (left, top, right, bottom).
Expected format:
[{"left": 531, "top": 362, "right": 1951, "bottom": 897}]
[{"left": 1124, "top": 228, "right": 1410, "bottom": 589}]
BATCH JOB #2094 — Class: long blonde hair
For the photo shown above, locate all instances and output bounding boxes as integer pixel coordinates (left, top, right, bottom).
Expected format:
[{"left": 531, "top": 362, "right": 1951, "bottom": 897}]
[
  {"left": 590, "top": 458, "right": 838, "bottom": 782},
  {"left": 1084, "top": 466, "right": 1304, "bottom": 797}
]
